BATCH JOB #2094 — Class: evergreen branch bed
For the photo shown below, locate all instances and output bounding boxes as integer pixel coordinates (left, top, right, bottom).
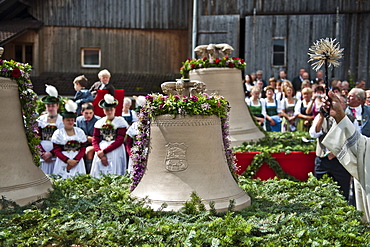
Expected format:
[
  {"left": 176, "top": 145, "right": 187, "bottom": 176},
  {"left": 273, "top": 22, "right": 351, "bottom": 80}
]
[{"left": 0, "top": 174, "right": 369, "bottom": 246}]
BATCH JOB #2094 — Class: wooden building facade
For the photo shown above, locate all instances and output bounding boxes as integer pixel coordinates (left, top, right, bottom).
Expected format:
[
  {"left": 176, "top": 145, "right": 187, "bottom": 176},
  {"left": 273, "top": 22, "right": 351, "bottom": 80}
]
[
  {"left": 0, "top": 0, "right": 191, "bottom": 95},
  {"left": 196, "top": 0, "right": 370, "bottom": 85},
  {"left": 0, "top": 0, "right": 369, "bottom": 95}
]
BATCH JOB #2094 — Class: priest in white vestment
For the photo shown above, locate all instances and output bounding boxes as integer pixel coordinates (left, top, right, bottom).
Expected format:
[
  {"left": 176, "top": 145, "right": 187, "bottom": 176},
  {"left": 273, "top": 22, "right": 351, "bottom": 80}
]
[{"left": 322, "top": 91, "right": 370, "bottom": 222}]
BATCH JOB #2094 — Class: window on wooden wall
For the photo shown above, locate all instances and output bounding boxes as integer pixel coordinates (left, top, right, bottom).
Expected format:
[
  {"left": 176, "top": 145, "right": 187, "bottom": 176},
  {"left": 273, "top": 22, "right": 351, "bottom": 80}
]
[
  {"left": 272, "top": 38, "right": 286, "bottom": 67},
  {"left": 15, "top": 44, "right": 33, "bottom": 65},
  {"left": 81, "top": 48, "right": 101, "bottom": 68}
]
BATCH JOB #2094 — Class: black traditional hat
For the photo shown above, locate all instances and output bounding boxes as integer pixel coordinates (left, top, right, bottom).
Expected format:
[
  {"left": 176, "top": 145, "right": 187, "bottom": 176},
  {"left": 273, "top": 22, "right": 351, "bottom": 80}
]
[
  {"left": 98, "top": 94, "right": 118, "bottom": 109},
  {"left": 61, "top": 100, "right": 78, "bottom": 119},
  {"left": 41, "top": 84, "right": 61, "bottom": 104}
]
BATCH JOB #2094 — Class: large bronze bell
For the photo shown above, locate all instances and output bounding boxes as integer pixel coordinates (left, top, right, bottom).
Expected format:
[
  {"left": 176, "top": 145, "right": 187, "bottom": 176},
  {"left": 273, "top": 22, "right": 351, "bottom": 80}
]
[{"left": 0, "top": 76, "right": 52, "bottom": 206}]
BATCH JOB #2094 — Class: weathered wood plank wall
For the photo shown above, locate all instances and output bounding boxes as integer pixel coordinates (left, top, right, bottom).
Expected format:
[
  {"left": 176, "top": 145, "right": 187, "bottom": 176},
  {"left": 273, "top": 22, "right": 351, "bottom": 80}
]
[
  {"left": 28, "top": 0, "right": 369, "bottom": 82},
  {"left": 197, "top": 0, "right": 370, "bottom": 82},
  {"left": 199, "top": 0, "right": 370, "bottom": 15},
  {"left": 38, "top": 27, "right": 188, "bottom": 74},
  {"left": 197, "top": 15, "right": 240, "bottom": 57},
  {"left": 244, "top": 13, "right": 369, "bottom": 82},
  {"left": 30, "top": 0, "right": 189, "bottom": 29},
  {"left": 244, "top": 14, "right": 361, "bottom": 82}
]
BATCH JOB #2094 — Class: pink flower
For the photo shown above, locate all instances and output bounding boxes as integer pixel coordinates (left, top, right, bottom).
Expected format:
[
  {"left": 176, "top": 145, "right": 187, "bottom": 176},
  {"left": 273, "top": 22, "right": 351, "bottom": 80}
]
[{"left": 174, "top": 95, "right": 181, "bottom": 102}]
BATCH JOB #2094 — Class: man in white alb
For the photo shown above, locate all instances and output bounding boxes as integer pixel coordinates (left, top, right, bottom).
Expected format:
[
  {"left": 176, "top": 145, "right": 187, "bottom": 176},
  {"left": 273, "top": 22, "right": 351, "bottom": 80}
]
[{"left": 322, "top": 91, "right": 370, "bottom": 222}]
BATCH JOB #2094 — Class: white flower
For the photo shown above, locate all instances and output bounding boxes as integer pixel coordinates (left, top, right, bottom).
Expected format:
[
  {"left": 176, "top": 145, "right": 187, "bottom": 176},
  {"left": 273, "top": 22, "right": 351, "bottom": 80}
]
[
  {"left": 65, "top": 100, "right": 77, "bottom": 113},
  {"left": 45, "top": 84, "right": 58, "bottom": 97},
  {"left": 308, "top": 38, "right": 344, "bottom": 71},
  {"left": 104, "top": 94, "right": 115, "bottom": 104},
  {"left": 135, "top": 96, "right": 146, "bottom": 107}
]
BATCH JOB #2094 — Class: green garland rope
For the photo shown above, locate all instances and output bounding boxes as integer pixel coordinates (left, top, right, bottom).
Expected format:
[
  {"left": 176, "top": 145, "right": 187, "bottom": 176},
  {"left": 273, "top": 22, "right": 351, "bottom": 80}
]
[{"left": 242, "top": 151, "right": 300, "bottom": 181}]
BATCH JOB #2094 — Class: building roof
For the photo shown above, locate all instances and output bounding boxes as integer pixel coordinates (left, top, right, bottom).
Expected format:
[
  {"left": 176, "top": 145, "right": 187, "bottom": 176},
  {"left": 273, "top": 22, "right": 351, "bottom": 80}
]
[
  {"left": 31, "top": 72, "right": 181, "bottom": 96},
  {"left": 0, "top": 0, "right": 31, "bottom": 20},
  {"left": 0, "top": 19, "right": 44, "bottom": 45}
]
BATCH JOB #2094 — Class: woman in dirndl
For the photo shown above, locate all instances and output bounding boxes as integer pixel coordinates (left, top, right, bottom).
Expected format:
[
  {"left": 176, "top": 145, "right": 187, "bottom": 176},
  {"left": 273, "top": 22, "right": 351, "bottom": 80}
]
[
  {"left": 295, "top": 87, "right": 314, "bottom": 132},
  {"left": 264, "top": 86, "right": 282, "bottom": 132},
  {"left": 51, "top": 100, "right": 87, "bottom": 179},
  {"left": 280, "top": 85, "right": 298, "bottom": 132},
  {"left": 245, "top": 86, "right": 266, "bottom": 128},
  {"left": 90, "top": 94, "right": 129, "bottom": 178},
  {"left": 37, "top": 85, "right": 64, "bottom": 174}
]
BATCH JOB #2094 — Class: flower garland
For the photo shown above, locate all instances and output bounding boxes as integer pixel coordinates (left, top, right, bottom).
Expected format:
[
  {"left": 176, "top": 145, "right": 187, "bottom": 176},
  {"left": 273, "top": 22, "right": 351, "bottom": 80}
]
[
  {"left": 0, "top": 59, "right": 40, "bottom": 166},
  {"left": 130, "top": 93, "right": 237, "bottom": 191},
  {"left": 233, "top": 131, "right": 316, "bottom": 180},
  {"left": 180, "top": 56, "right": 246, "bottom": 79},
  {"left": 242, "top": 151, "right": 300, "bottom": 181}
]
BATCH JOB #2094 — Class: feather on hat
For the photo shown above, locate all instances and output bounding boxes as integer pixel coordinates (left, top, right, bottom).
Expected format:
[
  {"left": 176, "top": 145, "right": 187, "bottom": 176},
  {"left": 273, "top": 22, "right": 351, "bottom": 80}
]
[
  {"left": 41, "top": 84, "right": 60, "bottom": 104},
  {"left": 61, "top": 100, "right": 78, "bottom": 118},
  {"left": 98, "top": 94, "right": 118, "bottom": 109},
  {"left": 45, "top": 84, "right": 58, "bottom": 97}
]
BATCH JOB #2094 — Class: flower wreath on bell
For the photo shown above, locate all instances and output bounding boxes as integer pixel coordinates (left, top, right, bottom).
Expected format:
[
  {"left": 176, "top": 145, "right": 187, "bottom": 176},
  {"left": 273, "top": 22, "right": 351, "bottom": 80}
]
[
  {"left": 180, "top": 56, "right": 246, "bottom": 79},
  {"left": 129, "top": 93, "right": 236, "bottom": 191},
  {"left": 0, "top": 56, "right": 40, "bottom": 166}
]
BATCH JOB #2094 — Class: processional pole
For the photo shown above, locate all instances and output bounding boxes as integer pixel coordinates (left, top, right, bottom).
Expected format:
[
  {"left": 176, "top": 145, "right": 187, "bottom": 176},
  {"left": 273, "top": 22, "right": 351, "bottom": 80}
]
[{"left": 308, "top": 38, "right": 344, "bottom": 117}]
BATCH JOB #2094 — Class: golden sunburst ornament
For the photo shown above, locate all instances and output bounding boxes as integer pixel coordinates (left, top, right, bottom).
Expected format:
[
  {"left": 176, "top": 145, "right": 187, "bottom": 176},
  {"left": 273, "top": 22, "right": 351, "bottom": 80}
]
[{"left": 308, "top": 38, "right": 344, "bottom": 71}]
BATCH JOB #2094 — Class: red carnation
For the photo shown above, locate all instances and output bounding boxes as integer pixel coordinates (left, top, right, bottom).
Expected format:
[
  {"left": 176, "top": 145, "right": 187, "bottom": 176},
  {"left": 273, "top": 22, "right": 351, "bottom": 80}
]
[
  {"left": 11, "top": 68, "right": 21, "bottom": 78},
  {"left": 203, "top": 57, "right": 207, "bottom": 60},
  {"left": 241, "top": 59, "right": 245, "bottom": 63},
  {"left": 224, "top": 56, "right": 229, "bottom": 59},
  {"left": 215, "top": 58, "right": 220, "bottom": 64},
  {"left": 191, "top": 64, "right": 196, "bottom": 69},
  {"left": 228, "top": 62, "right": 235, "bottom": 68}
]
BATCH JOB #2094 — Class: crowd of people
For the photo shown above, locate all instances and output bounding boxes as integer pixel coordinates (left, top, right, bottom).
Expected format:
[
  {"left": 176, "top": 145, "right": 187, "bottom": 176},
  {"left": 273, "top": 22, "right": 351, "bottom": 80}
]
[
  {"left": 243, "top": 68, "right": 368, "bottom": 133},
  {"left": 244, "top": 68, "right": 370, "bottom": 221},
  {"left": 37, "top": 69, "right": 143, "bottom": 179}
]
